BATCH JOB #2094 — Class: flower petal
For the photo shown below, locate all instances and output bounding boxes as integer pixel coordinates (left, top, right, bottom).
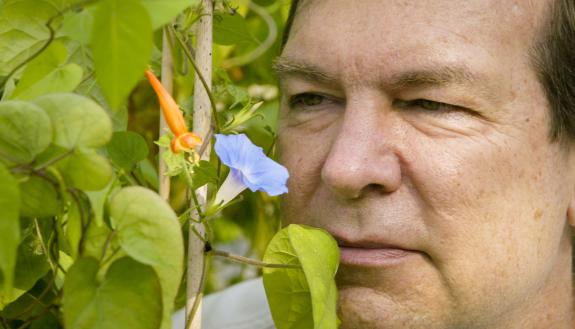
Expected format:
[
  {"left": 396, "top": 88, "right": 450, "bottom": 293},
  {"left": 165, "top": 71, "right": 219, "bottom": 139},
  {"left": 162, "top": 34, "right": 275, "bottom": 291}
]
[
  {"left": 214, "top": 134, "right": 289, "bottom": 196},
  {"left": 214, "top": 169, "right": 248, "bottom": 207}
]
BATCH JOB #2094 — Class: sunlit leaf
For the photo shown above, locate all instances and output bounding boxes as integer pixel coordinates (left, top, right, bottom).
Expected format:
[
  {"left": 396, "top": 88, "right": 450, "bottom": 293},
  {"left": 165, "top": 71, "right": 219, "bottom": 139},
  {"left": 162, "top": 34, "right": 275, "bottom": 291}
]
[
  {"left": 57, "top": 149, "right": 112, "bottom": 191},
  {"left": 0, "top": 101, "right": 52, "bottom": 165},
  {"left": 0, "top": 0, "right": 56, "bottom": 76},
  {"left": 263, "top": 224, "right": 340, "bottom": 329},
  {"left": 61, "top": 7, "right": 94, "bottom": 45},
  {"left": 214, "top": 13, "right": 258, "bottom": 46},
  {"left": 63, "top": 257, "right": 162, "bottom": 329},
  {"left": 106, "top": 131, "right": 149, "bottom": 172},
  {"left": 0, "top": 163, "right": 20, "bottom": 307},
  {"left": 109, "top": 186, "right": 184, "bottom": 329},
  {"left": 10, "top": 41, "right": 83, "bottom": 100},
  {"left": 33, "top": 93, "right": 112, "bottom": 149},
  {"left": 141, "top": 0, "right": 200, "bottom": 29},
  {"left": 91, "top": 0, "right": 153, "bottom": 110}
]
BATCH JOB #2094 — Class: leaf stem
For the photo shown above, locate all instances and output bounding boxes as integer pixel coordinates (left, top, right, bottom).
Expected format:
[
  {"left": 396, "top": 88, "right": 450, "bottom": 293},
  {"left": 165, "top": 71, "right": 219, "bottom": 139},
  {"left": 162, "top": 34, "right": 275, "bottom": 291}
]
[
  {"left": 182, "top": 165, "right": 205, "bottom": 219},
  {"left": 208, "top": 249, "right": 301, "bottom": 269},
  {"left": 34, "top": 219, "right": 58, "bottom": 274},
  {"left": 7, "top": 279, "right": 55, "bottom": 321},
  {"left": 99, "top": 230, "right": 116, "bottom": 263},
  {"left": 33, "top": 149, "right": 74, "bottom": 171},
  {"left": 185, "top": 252, "right": 209, "bottom": 329}
]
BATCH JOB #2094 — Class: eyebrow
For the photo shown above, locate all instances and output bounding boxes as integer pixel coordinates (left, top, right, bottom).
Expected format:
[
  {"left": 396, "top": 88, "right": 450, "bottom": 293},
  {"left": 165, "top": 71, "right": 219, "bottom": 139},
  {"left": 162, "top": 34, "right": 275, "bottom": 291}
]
[
  {"left": 272, "top": 57, "right": 339, "bottom": 85},
  {"left": 273, "top": 56, "right": 480, "bottom": 90}
]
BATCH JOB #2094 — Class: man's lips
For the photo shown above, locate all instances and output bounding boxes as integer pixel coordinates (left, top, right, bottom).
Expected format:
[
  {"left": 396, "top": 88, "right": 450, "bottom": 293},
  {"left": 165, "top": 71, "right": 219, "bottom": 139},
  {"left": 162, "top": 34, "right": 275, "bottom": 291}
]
[{"left": 334, "top": 236, "right": 422, "bottom": 267}]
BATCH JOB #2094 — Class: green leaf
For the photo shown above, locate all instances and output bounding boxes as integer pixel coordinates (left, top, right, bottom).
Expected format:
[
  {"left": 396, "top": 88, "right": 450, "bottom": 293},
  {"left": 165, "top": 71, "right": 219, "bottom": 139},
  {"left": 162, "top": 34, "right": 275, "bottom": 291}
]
[
  {"left": 0, "top": 0, "right": 56, "bottom": 76},
  {"left": 263, "top": 224, "right": 340, "bottom": 329},
  {"left": 0, "top": 101, "right": 52, "bottom": 165},
  {"left": 1, "top": 224, "right": 51, "bottom": 309},
  {"left": 137, "top": 158, "right": 159, "bottom": 191},
  {"left": 15, "top": 64, "right": 83, "bottom": 100},
  {"left": 61, "top": 7, "right": 94, "bottom": 45},
  {"left": 64, "top": 199, "right": 82, "bottom": 259},
  {"left": 10, "top": 41, "right": 83, "bottom": 100},
  {"left": 19, "top": 176, "right": 61, "bottom": 218},
  {"left": 109, "top": 186, "right": 184, "bottom": 329},
  {"left": 214, "top": 13, "right": 258, "bottom": 46},
  {"left": 226, "top": 84, "right": 250, "bottom": 108},
  {"left": 91, "top": 0, "right": 153, "bottom": 110},
  {"left": 140, "top": 0, "right": 200, "bottom": 29},
  {"left": 162, "top": 148, "right": 186, "bottom": 176},
  {"left": 29, "top": 312, "right": 60, "bottom": 329},
  {"left": 33, "top": 93, "right": 112, "bottom": 149},
  {"left": 63, "top": 257, "right": 162, "bottom": 329},
  {"left": 252, "top": 0, "right": 276, "bottom": 6},
  {"left": 0, "top": 163, "right": 20, "bottom": 307},
  {"left": 106, "top": 131, "right": 149, "bottom": 172},
  {"left": 10, "top": 41, "right": 66, "bottom": 96},
  {"left": 191, "top": 160, "right": 218, "bottom": 189},
  {"left": 56, "top": 149, "right": 112, "bottom": 191},
  {"left": 81, "top": 219, "right": 113, "bottom": 260},
  {"left": 85, "top": 182, "right": 114, "bottom": 227}
]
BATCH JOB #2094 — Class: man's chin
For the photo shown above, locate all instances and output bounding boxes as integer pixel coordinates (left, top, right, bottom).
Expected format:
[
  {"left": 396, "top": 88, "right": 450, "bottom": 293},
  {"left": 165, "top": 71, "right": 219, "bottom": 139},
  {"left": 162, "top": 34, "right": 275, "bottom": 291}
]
[{"left": 336, "top": 264, "right": 452, "bottom": 329}]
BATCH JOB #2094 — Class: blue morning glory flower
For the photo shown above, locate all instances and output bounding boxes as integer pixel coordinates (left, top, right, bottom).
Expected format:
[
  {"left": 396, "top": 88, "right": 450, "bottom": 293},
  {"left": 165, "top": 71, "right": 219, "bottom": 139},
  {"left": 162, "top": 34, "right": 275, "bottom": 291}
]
[{"left": 213, "top": 134, "right": 289, "bottom": 206}]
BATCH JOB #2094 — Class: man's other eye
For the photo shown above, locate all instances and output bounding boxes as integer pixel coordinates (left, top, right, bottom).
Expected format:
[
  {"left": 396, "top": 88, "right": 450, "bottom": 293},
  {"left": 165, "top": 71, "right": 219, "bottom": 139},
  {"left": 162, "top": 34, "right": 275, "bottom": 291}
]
[
  {"left": 288, "top": 93, "right": 337, "bottom": 111},
  {"left": 395, "top": 99, "right": 460, "bottom": 112}
]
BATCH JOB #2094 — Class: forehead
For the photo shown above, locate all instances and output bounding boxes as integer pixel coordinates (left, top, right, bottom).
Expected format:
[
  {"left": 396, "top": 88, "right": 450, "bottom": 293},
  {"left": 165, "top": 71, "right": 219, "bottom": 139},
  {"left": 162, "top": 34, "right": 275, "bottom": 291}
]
[{"left": 283, "top": 0, "right": 548, "bottom": 88}]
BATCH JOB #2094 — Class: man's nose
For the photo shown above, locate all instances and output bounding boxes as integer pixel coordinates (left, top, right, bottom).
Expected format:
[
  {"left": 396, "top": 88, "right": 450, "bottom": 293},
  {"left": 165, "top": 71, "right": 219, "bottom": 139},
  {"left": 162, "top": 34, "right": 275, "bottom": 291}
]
[{"left": 321, "top": 100, "right": 402, "bottom": 200}]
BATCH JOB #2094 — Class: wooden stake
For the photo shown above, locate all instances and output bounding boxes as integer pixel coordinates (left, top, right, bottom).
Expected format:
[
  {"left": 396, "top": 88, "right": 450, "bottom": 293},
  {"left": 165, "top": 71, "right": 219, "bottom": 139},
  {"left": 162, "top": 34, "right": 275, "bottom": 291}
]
[
  {"left": 159, "top": 27, "right": 173, "bottom": 201},
  {"left": 186, "top": 0, "right": 213, "bottom": 328}
]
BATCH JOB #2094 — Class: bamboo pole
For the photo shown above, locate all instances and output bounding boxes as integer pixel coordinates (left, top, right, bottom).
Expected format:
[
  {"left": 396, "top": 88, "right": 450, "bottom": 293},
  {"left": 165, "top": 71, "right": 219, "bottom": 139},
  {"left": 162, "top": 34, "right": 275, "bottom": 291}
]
[
  {"left": 186, "top": 0, "right": 213, "bottom": 328},
  {"left": 158, "top": 27, "right": 173, "bottom": 201}
]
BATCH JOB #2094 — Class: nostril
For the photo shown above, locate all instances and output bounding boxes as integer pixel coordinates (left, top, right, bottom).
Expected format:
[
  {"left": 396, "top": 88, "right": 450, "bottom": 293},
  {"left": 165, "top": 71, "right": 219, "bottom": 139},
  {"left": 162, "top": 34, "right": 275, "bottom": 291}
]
[{"left": 364, "top": 183, "right": 387, "bottom": 195}]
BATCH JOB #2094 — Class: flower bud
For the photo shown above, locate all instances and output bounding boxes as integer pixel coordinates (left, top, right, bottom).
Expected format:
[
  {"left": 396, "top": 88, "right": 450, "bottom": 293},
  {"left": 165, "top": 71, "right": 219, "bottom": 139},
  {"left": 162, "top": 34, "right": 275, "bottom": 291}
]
[{"left": 170, "top": 132, "right": 203, "bottom": 154}]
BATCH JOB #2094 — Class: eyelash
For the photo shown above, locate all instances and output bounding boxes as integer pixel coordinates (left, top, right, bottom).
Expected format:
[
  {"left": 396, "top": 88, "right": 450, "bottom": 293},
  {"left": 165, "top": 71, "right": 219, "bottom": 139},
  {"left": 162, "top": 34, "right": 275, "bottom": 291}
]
[
  {"left": 288, "top": 93, "right": 463, "bottom": 114},
  {"left": 394, "top": 99, "right": 461, "bottom": 113},
  {"left": 288, "top": 93, "right": 338, "bottom": 111}
]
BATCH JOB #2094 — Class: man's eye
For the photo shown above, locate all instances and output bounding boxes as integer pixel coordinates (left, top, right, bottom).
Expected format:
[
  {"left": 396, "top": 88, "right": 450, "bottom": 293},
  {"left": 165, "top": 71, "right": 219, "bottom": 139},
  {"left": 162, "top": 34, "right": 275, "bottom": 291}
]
[
  {"left": 395, "top": 99, "right": 459, "bottom": 112},
  {"left": 288, "top": 93, "right": 334, "bottom": 110}
]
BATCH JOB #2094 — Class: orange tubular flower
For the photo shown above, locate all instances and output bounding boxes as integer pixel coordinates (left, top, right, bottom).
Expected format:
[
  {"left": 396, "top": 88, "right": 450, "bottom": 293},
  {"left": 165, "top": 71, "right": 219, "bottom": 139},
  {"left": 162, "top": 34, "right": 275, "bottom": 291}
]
[{"left": 145, "top": 70, "right": 202, "bottom": 153}]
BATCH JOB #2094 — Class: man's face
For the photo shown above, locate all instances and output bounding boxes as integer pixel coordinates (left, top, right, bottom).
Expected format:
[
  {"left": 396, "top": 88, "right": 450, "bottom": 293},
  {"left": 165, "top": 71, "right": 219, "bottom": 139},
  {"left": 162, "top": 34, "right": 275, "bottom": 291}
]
[{"left": 277, "top": 0, "right": 575, "bottom": 328}]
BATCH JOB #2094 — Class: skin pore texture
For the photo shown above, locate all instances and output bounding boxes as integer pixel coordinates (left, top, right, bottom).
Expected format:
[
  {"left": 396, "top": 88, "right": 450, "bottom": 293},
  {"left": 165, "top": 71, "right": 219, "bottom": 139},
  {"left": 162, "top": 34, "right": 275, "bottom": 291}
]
[{"left": 276, "top": 0, "right": 575, "bottom": 328}]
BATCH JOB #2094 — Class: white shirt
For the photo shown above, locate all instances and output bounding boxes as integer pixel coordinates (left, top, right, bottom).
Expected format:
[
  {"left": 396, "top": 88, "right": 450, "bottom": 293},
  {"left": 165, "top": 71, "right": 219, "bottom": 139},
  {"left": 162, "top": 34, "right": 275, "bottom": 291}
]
[{"left": 172, "top": 277, "right": 275, "bottom": 329}]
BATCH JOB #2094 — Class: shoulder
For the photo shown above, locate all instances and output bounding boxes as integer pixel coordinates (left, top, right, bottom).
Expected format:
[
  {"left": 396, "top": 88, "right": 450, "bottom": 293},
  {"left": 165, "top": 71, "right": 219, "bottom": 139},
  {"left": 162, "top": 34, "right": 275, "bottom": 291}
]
[{"left": 172, "top": 277, "right": 275, "bottom": 329}]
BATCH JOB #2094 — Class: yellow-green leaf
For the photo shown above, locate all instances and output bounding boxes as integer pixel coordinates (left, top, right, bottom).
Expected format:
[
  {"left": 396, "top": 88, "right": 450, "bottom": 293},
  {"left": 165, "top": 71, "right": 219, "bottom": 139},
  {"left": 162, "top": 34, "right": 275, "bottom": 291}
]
[{"left": 263, "top": 224, "right": 340, "bottom": 329}]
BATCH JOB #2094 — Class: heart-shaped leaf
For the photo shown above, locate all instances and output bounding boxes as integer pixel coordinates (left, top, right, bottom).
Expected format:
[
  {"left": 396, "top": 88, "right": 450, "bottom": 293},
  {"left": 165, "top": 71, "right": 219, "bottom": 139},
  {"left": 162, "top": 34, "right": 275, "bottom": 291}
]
[
  {"left": 63, "top": 257, "right": 162, "bottom": 329},
  {"left": 0, "top": 101, "right": 52, "bottom": 165},
  {"left": 263, "top": 224, "right": 340, "bottom": 329},
  {"left": 33, "top": 93, "right": 112, "bottom": 149},
  {"left": 109, "top": 186, "right": 184, "bottom": 329}
]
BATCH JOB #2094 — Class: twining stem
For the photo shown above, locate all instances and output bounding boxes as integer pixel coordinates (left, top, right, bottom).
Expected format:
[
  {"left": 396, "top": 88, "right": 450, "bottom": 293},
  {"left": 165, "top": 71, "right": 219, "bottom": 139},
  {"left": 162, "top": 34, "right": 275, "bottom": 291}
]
[
  {"left": 209, "top": 249, "right": 301, "bottom": 269},
  {"left": 168, "top": 24, "right": 220, "bottom": 131},
  {"left": 158, "top": 26, "right": 174, "bottom": 201}
]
